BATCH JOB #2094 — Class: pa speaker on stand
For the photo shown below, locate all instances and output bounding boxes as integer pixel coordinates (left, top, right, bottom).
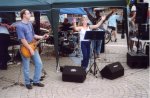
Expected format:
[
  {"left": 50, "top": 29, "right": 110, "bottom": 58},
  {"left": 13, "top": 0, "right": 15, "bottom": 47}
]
[
  {"left": 127, "top": 2, "right": 149, "bottom": 69},
  {"left": 138, "top": 24, "right": 149, "bottom": 40},
  {"left": 135, "top": 2, "right": 148, "bottom": 24}
]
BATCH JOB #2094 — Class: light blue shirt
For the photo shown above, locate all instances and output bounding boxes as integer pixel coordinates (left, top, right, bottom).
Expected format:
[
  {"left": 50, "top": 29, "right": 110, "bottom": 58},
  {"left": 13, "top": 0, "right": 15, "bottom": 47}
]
[
  {"left": 108, "top": 14, "right": 121, "bottom": 28},
  {"left": 16, "top": 21, "right": 35, "bottom": 43}
]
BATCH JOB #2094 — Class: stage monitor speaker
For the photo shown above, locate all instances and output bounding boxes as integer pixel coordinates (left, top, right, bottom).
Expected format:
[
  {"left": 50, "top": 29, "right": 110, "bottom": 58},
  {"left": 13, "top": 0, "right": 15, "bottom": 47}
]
[
  {"left": 135, "top": 3, "right": 148, "bottom": 24},
  {"left": 100, "top": 62, "right": 124, "bottom": 80},
  {"left": 62, "top": 66, "right": 86, "bottom": 83}
]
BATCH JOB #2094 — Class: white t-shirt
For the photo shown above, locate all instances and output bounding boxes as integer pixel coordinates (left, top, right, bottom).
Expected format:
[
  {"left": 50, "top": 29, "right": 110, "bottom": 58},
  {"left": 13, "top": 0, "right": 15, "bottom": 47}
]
[{"left": 79, "top": 27, "right": 90, "bottom": 41}]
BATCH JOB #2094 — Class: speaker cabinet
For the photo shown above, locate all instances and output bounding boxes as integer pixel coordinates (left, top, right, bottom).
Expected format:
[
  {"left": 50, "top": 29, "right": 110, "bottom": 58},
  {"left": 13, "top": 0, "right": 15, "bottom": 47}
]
[
  {"left": 100, "top": 62, "right": 124, "bottom": 80},
  {"left": 135, "top": 3, "right": 148, "bottom": 24},
  {"left": 127, "top": 52, "right": 149, "bottom": 68},
  {"left": 146, "top": 45, "right": 149, "bottom": 56},
  {"left": 138, "top": 24, "right": 149, "bottom": 40},
  {"left": 62, "top": 66, "right": 86, "bottom": 83}
]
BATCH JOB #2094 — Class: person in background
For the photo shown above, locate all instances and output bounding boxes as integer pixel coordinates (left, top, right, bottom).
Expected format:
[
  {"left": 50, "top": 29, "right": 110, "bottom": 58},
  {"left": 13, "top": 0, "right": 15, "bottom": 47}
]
[
  {"left": 84, "top": 8, "right": 103, "bottom": 58},
  {"left": 72, "top": 15, "right": 106, "bottom": 71},
  {"left": 0, "top": 17, "right": 15, "bottom": 70},
  {"left": 84, "top": 8, "right": 114, "bottom": 58},
  {"left": 60, "top": 18, "right": 72, "bottom": 31},
  {"left": 128, "top": 4, "right": 139, "bottom": 52},
  {"left": 108, "top": 8, "right": 123, "bottom": 42},
  {"left": 15, "top": 9, "right": 49, "bottom": 89}
]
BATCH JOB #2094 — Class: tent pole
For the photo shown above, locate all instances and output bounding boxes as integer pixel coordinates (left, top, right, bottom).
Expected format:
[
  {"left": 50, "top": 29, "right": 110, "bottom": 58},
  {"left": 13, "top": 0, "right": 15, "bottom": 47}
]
[
  {"left": 46, "top": 9, "right": 60, "bottom": 71},
  {"left": 34, "top": 11, "right": 40, "bottom": 35},
  {"left": 123, "top": 7, "right": 129, "bottom": 50}
]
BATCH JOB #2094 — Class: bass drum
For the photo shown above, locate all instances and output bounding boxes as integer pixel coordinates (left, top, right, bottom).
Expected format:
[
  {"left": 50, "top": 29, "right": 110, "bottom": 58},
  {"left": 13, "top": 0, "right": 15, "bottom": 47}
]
[{"left": 59, "top": 39, "right": 75, "bottom": 56}]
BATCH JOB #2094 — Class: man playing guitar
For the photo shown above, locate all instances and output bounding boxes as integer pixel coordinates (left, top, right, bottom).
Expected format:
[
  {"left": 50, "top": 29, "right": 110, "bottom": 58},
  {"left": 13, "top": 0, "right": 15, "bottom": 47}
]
[{"left": 16, "top": 9, "right": 49, "bottom": 89}]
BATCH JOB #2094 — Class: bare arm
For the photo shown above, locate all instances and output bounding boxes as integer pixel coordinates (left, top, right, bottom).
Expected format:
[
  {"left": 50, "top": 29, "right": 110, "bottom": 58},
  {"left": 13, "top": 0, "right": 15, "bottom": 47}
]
[
  {"left": 34, "top": 34, "right": 49, "bottom": 40},
  {"left": 0, "top": 23, "right": 15, "bottom": 30},
  {"left": 90, "top": 16, "right": 106, "bottom": 29},
  {"left": 34, "top": 34, "right": 43, "bottom": 39},
  {"left": 21, "top": 39, "right": 32, "bottom": 50},
  {"left": 104, "top": 10, "right": 114, "bottom": 22},
  {"left": 72, "top": 18, "right": 82, "bottom": 32},
  {"left": 131, "top": 12, "right": 136, "bottom": 21},
  {"left": 84, "top": 8, "right": 96, "bottom": 24}
]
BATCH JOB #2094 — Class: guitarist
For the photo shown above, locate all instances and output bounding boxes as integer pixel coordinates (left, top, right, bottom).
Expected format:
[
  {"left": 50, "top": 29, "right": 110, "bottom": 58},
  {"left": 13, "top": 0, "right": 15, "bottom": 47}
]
[{"left": 16, "top": 9, "right": 49, "bottom": 89}]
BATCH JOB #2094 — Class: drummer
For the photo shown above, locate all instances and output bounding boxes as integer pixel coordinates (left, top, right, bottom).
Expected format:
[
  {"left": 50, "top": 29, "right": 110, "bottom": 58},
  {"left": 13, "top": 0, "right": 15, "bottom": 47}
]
[
  {"left": 59, "top": 18, "right": 73, "bottom": 38},
  {"left": 60, "top": 18, "right": 72, "bottom": 31}
]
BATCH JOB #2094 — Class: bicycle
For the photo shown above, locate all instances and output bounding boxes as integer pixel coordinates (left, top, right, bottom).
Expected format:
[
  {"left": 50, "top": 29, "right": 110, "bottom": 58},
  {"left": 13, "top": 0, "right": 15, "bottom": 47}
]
[{"left": 105, "top": 29, "right": 112, "bottom": 44}]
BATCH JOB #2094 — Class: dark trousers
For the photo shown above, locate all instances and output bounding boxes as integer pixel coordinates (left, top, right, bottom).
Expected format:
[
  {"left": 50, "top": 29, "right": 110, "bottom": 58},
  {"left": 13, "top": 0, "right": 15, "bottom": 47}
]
[{"left": 81, "top": 41, "right": 91, "bottom": 70}]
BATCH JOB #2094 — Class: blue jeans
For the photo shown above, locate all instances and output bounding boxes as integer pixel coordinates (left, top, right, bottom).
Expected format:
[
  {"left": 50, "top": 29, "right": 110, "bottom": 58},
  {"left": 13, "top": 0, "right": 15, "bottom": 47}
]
[
  {"left": 92, "top": 40, "right": 102, "bottom": 55},
  {"left": 21, "top": 50, "right": 43, "bottom": 85},
  {"left": 81, "top": 41, "right": 91, "bottom": 70}
]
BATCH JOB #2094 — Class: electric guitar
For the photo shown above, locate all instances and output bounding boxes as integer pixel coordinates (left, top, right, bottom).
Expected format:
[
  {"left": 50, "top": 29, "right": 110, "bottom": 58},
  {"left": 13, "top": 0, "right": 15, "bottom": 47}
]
[{"left": 20, "top": 32, "right": 50, "bottom": 58}]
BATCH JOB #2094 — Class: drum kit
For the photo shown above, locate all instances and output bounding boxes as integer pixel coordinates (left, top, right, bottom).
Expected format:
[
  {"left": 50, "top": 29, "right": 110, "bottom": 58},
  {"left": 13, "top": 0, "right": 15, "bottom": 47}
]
[{"left": 58, "top": 30, "right": 80, "bottom": 56}]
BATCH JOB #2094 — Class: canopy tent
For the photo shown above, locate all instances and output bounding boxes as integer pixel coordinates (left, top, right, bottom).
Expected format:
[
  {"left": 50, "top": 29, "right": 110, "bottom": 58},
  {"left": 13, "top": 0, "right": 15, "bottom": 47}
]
[
  {"left": 0, "top": 0, "right": 127, "bottom": 70},
  {"left": 0, "top": 0, "right": 126, "bottom": 11},
  {"left": 52, "top": 0, "right": 126, "bottom": 8},
  {"left": 0, "top": 0, "right": 52, "bottom": 11},
  {"left": 60, "top": 8, "right": 86, "bottom": 15}
]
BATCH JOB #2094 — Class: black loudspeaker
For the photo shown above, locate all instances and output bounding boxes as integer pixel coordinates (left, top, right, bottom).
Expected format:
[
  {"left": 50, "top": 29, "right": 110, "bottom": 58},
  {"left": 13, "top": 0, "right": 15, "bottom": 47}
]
[
  {"left": 127, "top": 52, "right": 149, "bottom": 68},
  {"left": 62, "top": 66, "right": 86, "bottom": 83},
  {"left": 146, "top": 44, "right": 149, "bottom": 56},
  {"left": 139, "top": 0, "right": 144, "bottom": 2},
  {"left": 100, "top": 62, "right": 124, "bottom": 80},
  {"left": 138, "top": 24, "right": 149, "bottom": 40},
  {"left": 135, "top": 3, "right": 148, "bottom": 24}
]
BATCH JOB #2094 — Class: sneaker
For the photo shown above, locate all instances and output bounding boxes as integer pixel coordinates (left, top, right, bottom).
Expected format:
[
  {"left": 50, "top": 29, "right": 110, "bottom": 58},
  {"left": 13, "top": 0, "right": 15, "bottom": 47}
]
[
  {"left": 33, "top": 83, "right": 44, "bottom": 87},
  {"left": 40, "top": 75, "right": 46, "bottom": 81},
  {"left": 40, "top": 78, "right": 44, "bottom": 81},
  {"left": 26, "top": 84, "right": 32, "bottom": 89},
  {"left": 41, "top": 75, "right": 46, "bottom": 79},
  {"left": 114, "top": 39, "right": 117, "bottom": 42}
]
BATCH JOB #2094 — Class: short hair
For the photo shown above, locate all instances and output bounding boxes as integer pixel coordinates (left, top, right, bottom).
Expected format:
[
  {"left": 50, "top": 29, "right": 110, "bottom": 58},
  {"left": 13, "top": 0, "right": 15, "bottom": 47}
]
[
  {"left": 20, "top": 9, "right": 28, "bottom": 19},
  {"left": 64, "top": 18, "right": 68, "bottom": 22}
]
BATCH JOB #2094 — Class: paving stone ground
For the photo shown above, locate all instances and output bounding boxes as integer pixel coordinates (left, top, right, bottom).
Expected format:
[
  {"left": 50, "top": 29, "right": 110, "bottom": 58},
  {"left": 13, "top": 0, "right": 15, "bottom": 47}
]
[{"left": 0, "top": 34, "right": 149, "bottom": 98}]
